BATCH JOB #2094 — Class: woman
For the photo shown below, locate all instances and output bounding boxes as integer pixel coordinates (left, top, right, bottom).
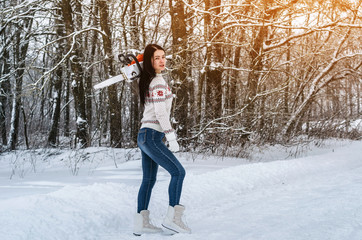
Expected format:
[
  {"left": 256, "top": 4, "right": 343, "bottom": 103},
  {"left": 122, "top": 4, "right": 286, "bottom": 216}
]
[{"left": 133, "top": 44, "right": 191, "bottom": 236}]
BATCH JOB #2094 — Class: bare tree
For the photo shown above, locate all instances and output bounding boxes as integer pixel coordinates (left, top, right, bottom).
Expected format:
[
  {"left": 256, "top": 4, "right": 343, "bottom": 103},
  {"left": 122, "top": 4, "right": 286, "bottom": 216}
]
[
  {"left": 129, "top": 0, "right": 141, "bottom": 145},
  {"left": 48, "top": 7, "right": 65, "bottom": 147},
  {"left": 61, "top": 0, "right": 89, "bottom": 148},
  {"left": 7, "top": 0, "right": 35, "bottom": 150},
  {"left": 1, "top": 0, "right": 360, "bottom": 153},
  {"left": 169, "top": 0, "right": 189, "bottom": 140},
  {"left": 97, "top": 0, "right": 123, "bottom": 147},
  {"left": 0, "top": 0, "right": 11, "bottom": 146}
]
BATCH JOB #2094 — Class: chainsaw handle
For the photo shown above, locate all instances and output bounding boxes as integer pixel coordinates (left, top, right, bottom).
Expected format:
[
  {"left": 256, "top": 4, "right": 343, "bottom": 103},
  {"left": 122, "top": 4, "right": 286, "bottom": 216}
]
[
  {"left": 118, "top": 53, "right": 142, "bottom": 72},
  {"left": 125, "top": 53, "right": 143, "bottom": 74},
  {"left": 118, "top": 54, "right": 130, "bottom": 65}
]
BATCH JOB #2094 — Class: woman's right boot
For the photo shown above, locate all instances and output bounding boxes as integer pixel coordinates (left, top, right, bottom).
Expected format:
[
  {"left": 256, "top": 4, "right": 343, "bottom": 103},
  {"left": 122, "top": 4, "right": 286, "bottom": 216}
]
[
  {"left": 133, "top": 210, "right": 163, "bottom": 236},
  {"left": 162, "top": 205, "right": 191, "bottom": 234}
]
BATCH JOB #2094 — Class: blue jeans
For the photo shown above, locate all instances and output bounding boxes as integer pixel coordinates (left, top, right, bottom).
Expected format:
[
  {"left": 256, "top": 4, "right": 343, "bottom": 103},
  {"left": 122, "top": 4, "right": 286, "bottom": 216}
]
[{"left": 137, "top": 128, "right": 186, "bottom": 213}]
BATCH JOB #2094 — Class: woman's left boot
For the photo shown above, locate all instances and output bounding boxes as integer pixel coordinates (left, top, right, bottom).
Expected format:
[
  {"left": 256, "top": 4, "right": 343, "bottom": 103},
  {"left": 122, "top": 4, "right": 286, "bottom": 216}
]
[
  {"left": 162, "top": 205, "right": 191, "bottom": 234},
  {"left": 133, "top": 210, "right": 163, "bottom": 236}
]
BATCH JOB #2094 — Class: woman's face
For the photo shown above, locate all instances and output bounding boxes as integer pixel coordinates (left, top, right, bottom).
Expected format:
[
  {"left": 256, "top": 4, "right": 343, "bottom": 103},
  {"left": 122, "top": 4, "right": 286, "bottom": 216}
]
[{"left": 151, "top": 49, "right": 166, "bottom": 73}]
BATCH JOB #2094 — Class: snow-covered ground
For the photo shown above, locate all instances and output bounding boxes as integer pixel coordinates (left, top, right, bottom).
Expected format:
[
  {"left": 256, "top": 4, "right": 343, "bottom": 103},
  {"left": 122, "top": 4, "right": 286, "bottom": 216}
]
[{"left": 0, "top": 139, "right": 362, "bottom": 240}]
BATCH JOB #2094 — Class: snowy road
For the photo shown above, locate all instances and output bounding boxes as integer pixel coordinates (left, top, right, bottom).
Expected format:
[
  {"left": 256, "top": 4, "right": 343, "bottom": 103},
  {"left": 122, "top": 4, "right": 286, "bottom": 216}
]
[{"left": 0, "top": 141, "right": 362, "bottom": 240}]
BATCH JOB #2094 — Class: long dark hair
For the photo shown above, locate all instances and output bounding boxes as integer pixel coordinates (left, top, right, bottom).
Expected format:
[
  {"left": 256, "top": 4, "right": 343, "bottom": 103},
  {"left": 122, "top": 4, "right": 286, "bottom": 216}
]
[{"left": 139, "top": 44, "right": 165, "bottom": 106}]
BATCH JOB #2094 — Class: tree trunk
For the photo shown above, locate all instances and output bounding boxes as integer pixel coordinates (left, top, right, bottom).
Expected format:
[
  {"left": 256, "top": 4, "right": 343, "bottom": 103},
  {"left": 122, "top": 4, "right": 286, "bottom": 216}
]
[
  {"left": 64, "top": 72, "right": 70, "bottom": 137},
  {"left": 169, "top": 0, "right": 189, "bottom": 138},
  {"left": 97, "top": 0, "right": 122, "bottom": 147},
  {"left": 229, "top": 46, "right": 241, "bottom": 112},
  {"left": 8, "top": 10, "right": 34, "bottom": 150},
  {"left": 197, "top": 0, "right": 211, "bottom": 126},
  {"left": 47, "top": 65, "right": 63, "bottom": 147},
  {"left": 229, "top": 0, "right": 252, "bottom": 113},
  {"left": 130, "top": 0, "right": 140, "bottom": 145},
  {"left": 0, "top": 38, "right": 10, "bottom": 146},
  {"left": 205, "top": 0, "right": 222, "bottom": 120},
  {"left": 21, "top": 106, "right": 29, "bottom": 149},
  {"left": 284, "top": 18, "right": 292, "bottom": 119},
  {"left": 61, "top": 0, "right": 89, "bottom": 148},
  {"left": 245, "top": 11, "right": 269, "bottom": 132},
  {"left": 8, "top": 87, "right": 21, "bottom": 150},
  {"left": 48, "top": 8, "right": 65, "bottom": 147},
  {"left": 0, "top": 82, "right": 9, "bottom": 146},
  {"left": 85, "top": 1, "right": 98, "bottom": 142}
]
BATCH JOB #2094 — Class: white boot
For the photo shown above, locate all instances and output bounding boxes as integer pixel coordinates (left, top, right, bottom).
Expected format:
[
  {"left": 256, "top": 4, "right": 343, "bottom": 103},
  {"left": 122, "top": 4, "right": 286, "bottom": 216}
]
[
  {"left": 162, "top": 205, "right": 191, "bottom": 234},
  {"left": 133, "top": 210, "right": 163, "bottom": 236}
]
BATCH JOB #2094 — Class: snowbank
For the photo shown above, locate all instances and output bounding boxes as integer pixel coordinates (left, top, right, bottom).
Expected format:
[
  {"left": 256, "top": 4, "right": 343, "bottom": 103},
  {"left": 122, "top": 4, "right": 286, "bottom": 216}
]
[{"left": 0, "top": 141, "right": 361, "bottom": 240}]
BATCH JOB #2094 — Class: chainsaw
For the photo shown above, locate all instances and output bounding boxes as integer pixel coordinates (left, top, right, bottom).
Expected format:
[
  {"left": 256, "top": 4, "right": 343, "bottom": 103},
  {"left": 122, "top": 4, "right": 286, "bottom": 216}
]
[{"left": 93, "top": 53, "right": 143, "bottom": 90}]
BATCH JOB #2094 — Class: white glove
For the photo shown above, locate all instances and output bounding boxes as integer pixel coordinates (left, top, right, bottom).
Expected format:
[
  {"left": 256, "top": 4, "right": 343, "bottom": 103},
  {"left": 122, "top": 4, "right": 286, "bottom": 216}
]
[{"left": 168, "top": 139, "right": 180, "bottom": 152}]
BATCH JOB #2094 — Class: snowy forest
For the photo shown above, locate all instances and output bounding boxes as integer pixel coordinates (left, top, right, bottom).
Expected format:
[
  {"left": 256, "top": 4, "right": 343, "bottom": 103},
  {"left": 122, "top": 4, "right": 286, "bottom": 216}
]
[
  {"left": 1, "top": 0, "right": 361, "bottom": 154},
  {"left": 1, "top": 1, "right": 362, "bottom": 240}
]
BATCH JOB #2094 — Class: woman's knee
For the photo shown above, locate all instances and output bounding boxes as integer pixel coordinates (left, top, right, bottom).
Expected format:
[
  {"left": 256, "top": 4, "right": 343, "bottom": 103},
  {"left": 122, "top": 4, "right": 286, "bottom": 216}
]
[{"left": 172, "top": 166, "right": 186, "bottom": 179}]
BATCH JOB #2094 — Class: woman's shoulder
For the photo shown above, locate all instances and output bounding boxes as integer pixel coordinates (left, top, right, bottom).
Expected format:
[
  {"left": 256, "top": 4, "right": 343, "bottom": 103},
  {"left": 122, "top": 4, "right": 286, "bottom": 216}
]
[{"left": 150, "top": 74, "right": 167, "bottom": 87}]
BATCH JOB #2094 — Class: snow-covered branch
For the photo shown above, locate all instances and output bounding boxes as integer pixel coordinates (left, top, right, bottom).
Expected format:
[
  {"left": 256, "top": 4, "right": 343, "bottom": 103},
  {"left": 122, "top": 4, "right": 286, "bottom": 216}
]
[
  {"left": 282, "top": 18, "right": 359, "bottom": 136},
  {"left": 183, "top": 85, "right": 288, "bottom": 141},
  {"left": 30, "top": 27, "right": 107, "bottom": 90}
]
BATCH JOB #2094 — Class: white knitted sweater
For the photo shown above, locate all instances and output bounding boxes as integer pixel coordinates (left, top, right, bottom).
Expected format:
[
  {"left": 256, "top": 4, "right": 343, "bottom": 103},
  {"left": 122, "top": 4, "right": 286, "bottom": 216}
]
[{"left": 140, "top": 74, "right": 176, "bottom": 141}]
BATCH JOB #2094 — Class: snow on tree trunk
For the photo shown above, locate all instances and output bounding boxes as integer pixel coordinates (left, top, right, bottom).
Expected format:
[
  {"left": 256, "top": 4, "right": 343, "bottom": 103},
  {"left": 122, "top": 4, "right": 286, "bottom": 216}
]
[
  {"left": 97, "top": 0, "right": 122, "bottom": 148},
  {"left": 61, "top": 0, "right": 89, "bottom": 148}
]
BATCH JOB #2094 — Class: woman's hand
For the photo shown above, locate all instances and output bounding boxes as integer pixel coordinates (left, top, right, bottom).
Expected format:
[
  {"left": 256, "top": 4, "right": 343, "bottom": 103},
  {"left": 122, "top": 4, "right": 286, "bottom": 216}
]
[{"left": 168, "top": 139, "right": 180, "bottom": 152}]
